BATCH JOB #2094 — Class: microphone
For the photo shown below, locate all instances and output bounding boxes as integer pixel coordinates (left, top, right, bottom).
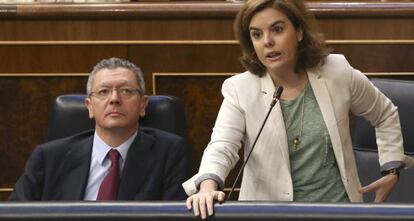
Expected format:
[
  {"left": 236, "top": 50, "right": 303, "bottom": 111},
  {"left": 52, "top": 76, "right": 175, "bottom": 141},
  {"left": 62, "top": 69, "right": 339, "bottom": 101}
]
[{"left": 226, "top": 86, "right": 284, "bottom": 201}]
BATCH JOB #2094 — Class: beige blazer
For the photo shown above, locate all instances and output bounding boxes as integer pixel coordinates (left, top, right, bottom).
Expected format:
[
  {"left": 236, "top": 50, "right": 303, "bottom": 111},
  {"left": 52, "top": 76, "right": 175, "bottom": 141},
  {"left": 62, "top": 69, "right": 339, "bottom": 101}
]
[{"left": 183, "top": 54, "right": 413, "bottom": 202}]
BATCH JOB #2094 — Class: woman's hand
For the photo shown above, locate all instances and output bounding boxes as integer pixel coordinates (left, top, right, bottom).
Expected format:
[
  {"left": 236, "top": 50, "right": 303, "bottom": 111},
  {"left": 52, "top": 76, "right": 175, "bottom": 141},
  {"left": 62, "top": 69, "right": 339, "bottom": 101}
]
[
  {"left": 186, "top": 179, "right": 226, "bottom": 219},
  {"left": 359, "top": 173, "right": 398, "bottom": 202}
]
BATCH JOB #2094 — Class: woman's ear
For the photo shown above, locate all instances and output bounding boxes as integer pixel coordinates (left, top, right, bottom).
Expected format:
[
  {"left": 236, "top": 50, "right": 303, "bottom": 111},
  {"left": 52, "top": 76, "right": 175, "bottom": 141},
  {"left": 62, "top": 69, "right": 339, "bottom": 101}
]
[{"left": 297, "top": 28, "right": 303, "bottom": 42}]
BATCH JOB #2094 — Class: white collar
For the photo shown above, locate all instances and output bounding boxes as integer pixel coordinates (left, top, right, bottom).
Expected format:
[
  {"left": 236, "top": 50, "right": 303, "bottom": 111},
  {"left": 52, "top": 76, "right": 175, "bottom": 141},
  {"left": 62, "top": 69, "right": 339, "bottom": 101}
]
[{"left": 92, "top": 130, "right": 138, "bottom": 165}]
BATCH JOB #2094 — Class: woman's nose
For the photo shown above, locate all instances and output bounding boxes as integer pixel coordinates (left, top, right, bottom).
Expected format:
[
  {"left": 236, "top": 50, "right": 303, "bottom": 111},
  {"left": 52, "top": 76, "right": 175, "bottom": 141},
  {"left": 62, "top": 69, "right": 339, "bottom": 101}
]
[{"left": 264, "top": 33, "right": 274, "bottom": 48}]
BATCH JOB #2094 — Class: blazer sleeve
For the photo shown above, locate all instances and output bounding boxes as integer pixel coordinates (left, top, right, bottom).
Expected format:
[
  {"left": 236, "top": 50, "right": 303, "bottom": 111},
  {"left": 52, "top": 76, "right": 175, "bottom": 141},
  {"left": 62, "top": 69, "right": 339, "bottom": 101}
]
[
  {"left": 348, "top": 66, "right": 413, "bottom": 169},
  {"left": 182, "top": 78, "right": 245, "bottom": 195},
  {"left": 9, "top": 146, "right": 45, "bottom": 201}
]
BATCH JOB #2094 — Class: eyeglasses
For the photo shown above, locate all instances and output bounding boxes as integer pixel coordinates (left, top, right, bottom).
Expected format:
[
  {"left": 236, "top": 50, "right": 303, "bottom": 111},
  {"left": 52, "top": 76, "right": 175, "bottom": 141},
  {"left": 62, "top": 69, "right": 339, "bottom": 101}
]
[{"left": 89, "top": 87, "right": 143, "bottom": 100}]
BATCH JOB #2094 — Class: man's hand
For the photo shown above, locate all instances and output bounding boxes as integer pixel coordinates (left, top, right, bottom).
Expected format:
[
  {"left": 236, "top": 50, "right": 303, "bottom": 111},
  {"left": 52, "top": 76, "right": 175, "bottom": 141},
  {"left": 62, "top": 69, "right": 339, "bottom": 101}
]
[
  {"left": 359, "top": 173, "right": 398, "bottom": 202},
  {"left": 186, "top": 179, "right": 226, "bottom": 219}
]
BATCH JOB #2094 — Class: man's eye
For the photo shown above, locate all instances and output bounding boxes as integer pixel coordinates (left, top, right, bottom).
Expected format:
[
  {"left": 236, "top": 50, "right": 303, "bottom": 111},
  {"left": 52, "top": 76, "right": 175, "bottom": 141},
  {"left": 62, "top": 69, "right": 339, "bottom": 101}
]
[
  {"left": 120, "top": 88, "right": 133, "bottom": 95},
  {"left": 97, "top": 89, "right": 110, "bottom": 95}
]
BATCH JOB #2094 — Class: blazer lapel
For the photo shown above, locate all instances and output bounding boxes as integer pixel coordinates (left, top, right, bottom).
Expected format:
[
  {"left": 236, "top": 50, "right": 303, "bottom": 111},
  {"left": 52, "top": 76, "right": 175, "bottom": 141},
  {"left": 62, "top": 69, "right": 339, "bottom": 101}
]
[
  {"left": 117, "top": 130, "right": 154, "bottom": 200},
  {"left": 55, "top": 136, "right": 93, "bottom": 200},
  {"left": 307, "top": 71, "right": 346, "bottom": 175},
  {"left": 260, "top": 74, "right": 290, "bottom": 168},
  {"left": 261, "top": 73, "right": 276, "bottom": 108}
]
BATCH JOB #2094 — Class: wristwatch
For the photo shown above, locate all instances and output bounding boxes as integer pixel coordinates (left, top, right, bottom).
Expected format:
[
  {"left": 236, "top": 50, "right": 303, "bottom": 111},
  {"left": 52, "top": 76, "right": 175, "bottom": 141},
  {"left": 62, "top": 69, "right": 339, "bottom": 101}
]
[{"left": 381, "top": 168, "right": 400, "bottom": 179}]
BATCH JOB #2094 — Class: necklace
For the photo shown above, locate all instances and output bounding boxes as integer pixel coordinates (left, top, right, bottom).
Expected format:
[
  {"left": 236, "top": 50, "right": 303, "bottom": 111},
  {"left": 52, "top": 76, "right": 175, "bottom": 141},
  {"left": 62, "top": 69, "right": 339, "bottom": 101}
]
[{"left": 293, "top": 88, "right": 306, "bottom": 149}]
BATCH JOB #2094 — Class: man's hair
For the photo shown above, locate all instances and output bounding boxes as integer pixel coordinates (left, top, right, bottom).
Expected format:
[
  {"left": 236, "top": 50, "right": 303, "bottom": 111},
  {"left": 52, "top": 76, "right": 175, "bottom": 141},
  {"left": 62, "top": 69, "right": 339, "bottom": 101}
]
[
  {"left": 87, "top": 57, "right": 146, "bottom": 95},
  {"left": 234, "top": 0, "right": 331, "bottom": 76}
]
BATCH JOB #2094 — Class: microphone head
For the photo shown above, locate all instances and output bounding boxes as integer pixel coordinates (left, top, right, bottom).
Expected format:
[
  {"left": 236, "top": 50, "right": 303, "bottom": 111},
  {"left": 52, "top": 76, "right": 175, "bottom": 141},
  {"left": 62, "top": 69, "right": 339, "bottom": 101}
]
[
  {"left": 274, "top": 86, "right": 284, "bottom": 99},
  {"left": 270, "top": 86, "right": 284, "bottom": 107}
]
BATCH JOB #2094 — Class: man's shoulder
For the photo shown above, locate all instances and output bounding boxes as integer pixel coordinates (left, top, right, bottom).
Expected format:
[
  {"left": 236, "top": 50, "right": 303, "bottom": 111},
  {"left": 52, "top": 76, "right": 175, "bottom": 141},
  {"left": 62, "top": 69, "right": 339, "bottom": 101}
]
[
  {"left": 139, "top": 127, "right": 186, "bottom": 154},
  {"left": 25, "top": 130, "right": 94, "bottom": 170},
  {"left": 40, "top": 130, "right": 94, "bottom": 153},
  {"left": 140, "top": 127, "right": 184, "bottom": 142}
]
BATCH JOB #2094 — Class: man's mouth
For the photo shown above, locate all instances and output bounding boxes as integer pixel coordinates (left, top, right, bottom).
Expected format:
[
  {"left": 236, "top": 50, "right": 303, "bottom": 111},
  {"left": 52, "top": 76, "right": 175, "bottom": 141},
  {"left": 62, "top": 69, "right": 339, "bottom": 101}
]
[{"left": 106, "top": 111, "right": 124, "bottom": 117}]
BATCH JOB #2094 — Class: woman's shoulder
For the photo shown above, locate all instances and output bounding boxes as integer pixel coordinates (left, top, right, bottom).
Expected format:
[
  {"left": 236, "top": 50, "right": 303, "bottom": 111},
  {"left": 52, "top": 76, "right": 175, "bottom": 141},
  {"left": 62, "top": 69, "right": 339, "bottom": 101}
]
[
  {"left": 323, "top": 54, "right": 353, "bottom": 71},
  {"left": 312, "top": 54, "right": 354, "bottom": 79},
  {"left": 224, "top": 71, "right": 262, "bottom": 86},
  {"left": 222, "top": 71, "right": 263, "bottom": 96},
  {"left": 325, "top": 54, "right": 350, "bottom": 66},
  {"left": 227, "top": 71, "right": 260, "bottom": 80}
]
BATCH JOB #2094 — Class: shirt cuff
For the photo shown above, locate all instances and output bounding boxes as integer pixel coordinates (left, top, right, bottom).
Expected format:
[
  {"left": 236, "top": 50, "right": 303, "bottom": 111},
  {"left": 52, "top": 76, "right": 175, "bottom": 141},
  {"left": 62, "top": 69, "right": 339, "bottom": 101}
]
[
  {"left": 381, "top": 161, "right": 404, "bottom": 172},
  {"left": 195, "top": 173, "right": 225, "bottom": 191}
]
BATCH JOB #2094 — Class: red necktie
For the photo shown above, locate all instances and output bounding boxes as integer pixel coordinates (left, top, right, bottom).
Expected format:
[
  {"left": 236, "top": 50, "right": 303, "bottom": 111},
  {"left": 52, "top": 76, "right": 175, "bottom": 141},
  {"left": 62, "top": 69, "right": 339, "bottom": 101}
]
[{"left": 97, "top": 149, "right": 120, "bottom": 200}]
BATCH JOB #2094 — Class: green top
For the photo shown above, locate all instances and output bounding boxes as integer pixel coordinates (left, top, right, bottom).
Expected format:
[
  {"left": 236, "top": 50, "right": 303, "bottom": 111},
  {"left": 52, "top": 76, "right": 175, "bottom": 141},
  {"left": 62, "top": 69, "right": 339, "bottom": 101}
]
[{"left": 280, "top": 82, "right": 349, "bottom": 202}]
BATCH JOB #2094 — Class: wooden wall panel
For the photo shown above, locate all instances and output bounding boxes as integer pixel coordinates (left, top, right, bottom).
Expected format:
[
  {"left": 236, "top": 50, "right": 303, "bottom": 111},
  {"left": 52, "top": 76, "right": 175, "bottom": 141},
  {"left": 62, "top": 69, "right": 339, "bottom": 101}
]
[
  {"left": 129, "top": 45, "right": 243, "bottom": 73},
  {"left": 330, "top": 43, "right": 414, "bottom": 72},
  {"left": 1, "top": 42, "right": 412, "bottom": 74},
  {"left": 1, "top": 2, "right": 413, "bottom": 41},
  {"left": 0, "top": 46, "right": 128, "bottom": 73},
  {"left": 0, "top": 20, "right": 236, "bottom": 41},
  {"left": 1, "top": 17, "right": 412, "bottom": 41},
  {"left": 154, "top": 74, "right": 226, "bottom": 166},
  {"left": 153, "top": 74, "right": 243, "bottom": 193},
  {"left": 0, "top": 77, "right": 87, "bottom": 195},
  {"left": 317, "top": 18, "right": 414, "bottom": 40}
]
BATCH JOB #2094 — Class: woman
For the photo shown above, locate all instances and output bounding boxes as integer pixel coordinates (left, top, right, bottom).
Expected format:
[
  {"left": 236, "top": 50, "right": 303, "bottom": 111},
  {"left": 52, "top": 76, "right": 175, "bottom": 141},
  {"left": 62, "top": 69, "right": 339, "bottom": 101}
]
[{"left": 183, "top": 0, "right": 413, "bottom": 219}]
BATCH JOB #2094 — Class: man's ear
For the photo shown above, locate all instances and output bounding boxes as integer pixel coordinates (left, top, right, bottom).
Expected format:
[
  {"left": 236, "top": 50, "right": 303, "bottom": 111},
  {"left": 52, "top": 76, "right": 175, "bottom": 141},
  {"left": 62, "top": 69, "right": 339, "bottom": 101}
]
[
  {"left": 139, "top": 95, "right": 149, "bottom": 117},
  {"left": 85, "top": 97, "right": 95, "bottom": 119}
]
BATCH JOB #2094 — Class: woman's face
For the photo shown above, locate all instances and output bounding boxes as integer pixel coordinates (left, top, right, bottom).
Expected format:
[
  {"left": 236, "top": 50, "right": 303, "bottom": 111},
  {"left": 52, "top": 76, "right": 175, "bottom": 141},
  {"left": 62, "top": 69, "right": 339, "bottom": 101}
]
[{"left": 249, "top": 7, "right": 303, "bottom": 75}]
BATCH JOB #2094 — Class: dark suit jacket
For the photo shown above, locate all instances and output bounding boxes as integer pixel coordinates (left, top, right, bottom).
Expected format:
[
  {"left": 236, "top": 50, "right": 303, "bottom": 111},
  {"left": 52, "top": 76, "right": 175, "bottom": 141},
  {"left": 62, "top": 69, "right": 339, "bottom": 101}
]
[{"left": 9, "top": 127, "right": 189, "bottom": 201}]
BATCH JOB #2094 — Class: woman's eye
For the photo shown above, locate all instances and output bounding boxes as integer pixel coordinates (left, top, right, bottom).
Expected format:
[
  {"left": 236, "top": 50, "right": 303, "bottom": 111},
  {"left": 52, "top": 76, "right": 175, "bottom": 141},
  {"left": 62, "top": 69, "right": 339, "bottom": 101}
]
[
  {"left": 250, "top": 31, "right": 262, "bottom": 39},
  {"left": 272, "top": 25, "right": 284, "bottom": 33}
]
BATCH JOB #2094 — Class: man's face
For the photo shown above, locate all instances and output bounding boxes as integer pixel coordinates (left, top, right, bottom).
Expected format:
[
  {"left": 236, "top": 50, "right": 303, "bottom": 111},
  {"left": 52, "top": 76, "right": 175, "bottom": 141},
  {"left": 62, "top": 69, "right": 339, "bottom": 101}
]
[{"left": 85, "top": 67, "right": 148, "bottom": 134}]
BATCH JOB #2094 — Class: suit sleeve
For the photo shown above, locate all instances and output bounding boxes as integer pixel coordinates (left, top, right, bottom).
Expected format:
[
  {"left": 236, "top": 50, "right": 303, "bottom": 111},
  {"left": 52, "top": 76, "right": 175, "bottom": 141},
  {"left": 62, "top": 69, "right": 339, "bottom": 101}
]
[
  {"left": 162, "top": 136, "right": 189, "bottom": 200},
  {"left": 8, "top": 146, "right": 45, "bottom": 201}
]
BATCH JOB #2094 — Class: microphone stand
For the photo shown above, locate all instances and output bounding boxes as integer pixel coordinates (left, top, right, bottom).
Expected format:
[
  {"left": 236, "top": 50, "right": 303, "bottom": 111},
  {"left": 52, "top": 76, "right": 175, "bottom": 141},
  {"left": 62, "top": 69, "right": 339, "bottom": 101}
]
[{"left": 226, "top": 86, "right": 284, "bottom": 201}]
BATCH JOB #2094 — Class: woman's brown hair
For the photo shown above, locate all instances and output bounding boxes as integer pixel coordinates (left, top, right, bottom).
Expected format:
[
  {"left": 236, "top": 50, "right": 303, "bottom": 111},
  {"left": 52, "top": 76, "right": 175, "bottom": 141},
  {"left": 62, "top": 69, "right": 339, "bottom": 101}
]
[{"left": 234, "top": 0, "right": 331, "bottom": 77}]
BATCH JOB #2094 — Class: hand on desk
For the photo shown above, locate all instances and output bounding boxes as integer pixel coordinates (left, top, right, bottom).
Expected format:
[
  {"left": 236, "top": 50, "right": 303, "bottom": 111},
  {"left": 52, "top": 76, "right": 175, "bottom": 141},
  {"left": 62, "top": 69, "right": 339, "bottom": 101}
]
[
  {"left": 360, "top": 173, "right": 398, "bottom": 203},
  {"left": 186, "top": 179, "right": 226, "bottom": 219}
]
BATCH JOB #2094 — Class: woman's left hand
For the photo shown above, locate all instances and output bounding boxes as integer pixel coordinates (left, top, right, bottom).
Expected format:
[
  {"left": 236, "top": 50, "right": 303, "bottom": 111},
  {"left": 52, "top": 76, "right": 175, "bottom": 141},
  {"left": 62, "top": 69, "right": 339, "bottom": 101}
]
[{"left": 359, "top": 174, "right": 398, "bottom": 202}]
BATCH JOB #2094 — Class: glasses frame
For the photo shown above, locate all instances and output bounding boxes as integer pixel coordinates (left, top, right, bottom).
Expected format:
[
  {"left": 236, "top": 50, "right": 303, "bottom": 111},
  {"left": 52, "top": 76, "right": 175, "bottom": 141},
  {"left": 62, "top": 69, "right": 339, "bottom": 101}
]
[{"left": 88, "top": 87, "right": 143, "bottom": 100}]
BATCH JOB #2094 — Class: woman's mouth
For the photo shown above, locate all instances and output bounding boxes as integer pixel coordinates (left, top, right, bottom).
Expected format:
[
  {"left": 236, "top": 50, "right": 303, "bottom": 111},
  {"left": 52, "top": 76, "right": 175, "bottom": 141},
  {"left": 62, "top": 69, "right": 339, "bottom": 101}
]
[{"left": 266, "top": 51, "right": 282, "bottom": 61}]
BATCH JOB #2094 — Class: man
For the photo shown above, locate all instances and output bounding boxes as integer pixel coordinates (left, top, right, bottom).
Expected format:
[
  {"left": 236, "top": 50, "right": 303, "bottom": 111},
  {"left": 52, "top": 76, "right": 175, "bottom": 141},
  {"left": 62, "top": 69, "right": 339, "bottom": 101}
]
[{"left": 9, "top": 57, "right": 189, "bottom": 201}]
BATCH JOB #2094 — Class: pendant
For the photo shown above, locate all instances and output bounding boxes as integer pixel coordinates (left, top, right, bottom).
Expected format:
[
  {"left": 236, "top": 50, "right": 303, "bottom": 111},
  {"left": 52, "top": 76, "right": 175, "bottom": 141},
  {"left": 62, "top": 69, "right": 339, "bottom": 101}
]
[{"left": 293, "top": 137, "right": 300, "bottom": 149}]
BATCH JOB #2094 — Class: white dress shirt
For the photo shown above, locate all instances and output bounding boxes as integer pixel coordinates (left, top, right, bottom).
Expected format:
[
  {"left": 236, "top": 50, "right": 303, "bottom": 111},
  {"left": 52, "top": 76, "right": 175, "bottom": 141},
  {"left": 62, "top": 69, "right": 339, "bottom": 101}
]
[{"left": 83, "top": 131, "right": 137, "bottom": 200}]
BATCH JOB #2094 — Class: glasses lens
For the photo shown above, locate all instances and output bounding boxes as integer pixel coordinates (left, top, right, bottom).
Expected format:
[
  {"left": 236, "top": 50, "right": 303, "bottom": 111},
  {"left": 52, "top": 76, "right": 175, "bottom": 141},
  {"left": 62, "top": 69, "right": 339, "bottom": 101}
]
[{"left": 91, "top": 87, "right": 140, "bottom": 99}]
